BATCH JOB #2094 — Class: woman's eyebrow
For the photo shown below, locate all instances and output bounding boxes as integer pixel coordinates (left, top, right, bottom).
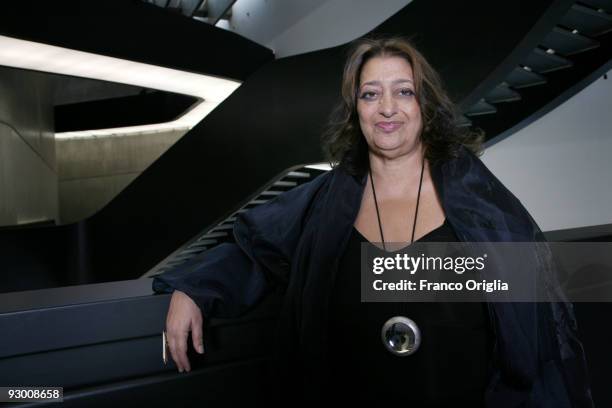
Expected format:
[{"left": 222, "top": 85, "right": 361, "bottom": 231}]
[{"left": 361, "top": 78, "right": 414, "bottom": 87}]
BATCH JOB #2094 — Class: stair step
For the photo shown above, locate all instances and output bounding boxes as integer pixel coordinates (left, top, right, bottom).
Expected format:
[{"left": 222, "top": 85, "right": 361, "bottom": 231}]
[
  {"left": 273, "top": 180, "right": 298, "bottom": 187},
  {"left": 523, "top": 47, "right": 573, "bottom": 73},
  {"left": 304, "top": 163, "right": 332, "bottom": 171},
  {"left": 464, "top": 99, "right": 497, "bottom": 116},
  {"left": 248, "top": 199, "right": 270, "bottom": 205},
  {"left": 541, "top": 26, "right": 600, "bottom": 55},
  {"left": 259, "top": 190, "right": 283, "bottom": 197},
  {"left": 211, "top": 224, "right": 234, "bottom": 231},
  {"left": 177, "top": 248, "right": 205, "bottom": 255},
  {"left": 505, "top": 66, "right": 548, "bottom": 88},
  {"left": 579, "top": 0, "right": 612, "bottom": 13},
  {"left": 561, "top": 3, "right": 612, "bottom": 37},
  {"left": 190, "top": 239, "right": 218, "bottom": 247},
  {"left": 285, "top": 171, "right": 311, "bottom": 178},
  {"left": 484, "top": 82, "right": 522, "bottom": 103}
]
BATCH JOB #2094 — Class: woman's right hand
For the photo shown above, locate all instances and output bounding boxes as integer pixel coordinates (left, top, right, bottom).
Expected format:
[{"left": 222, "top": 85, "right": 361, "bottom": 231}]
[{"left": 165, "top": 290, "right": 205, "bottom": 373}]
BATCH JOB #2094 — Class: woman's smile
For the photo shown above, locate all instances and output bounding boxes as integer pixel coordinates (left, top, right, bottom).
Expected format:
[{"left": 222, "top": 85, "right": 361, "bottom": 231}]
[{"left": 375, "top": 121, "right": 404, "bottom": 133}]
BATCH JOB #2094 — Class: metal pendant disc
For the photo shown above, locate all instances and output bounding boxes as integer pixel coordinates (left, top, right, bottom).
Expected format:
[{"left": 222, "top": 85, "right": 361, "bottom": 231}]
[{"left": 381, "top": 316, "right": 421, "bottom": 356}]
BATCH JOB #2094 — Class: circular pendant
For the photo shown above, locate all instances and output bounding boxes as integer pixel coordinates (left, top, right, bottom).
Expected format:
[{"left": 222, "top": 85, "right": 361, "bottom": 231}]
[{"left": 381, "top": 316, "right": 421, "bottom": 356}]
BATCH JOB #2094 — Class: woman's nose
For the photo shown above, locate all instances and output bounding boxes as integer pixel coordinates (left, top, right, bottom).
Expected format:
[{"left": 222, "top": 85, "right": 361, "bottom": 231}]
[{"left": 378, "top": 94, "right": 397, "bottom": 117}]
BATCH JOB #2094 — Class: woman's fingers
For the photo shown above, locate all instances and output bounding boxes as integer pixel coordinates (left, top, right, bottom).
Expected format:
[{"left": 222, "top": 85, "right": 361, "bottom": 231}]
[
  {"left": 176, "top": 330, "right": 192, "bottom": 372},
  {"left": 168, "top": 330, "right": 191, "bottom": 372},
  {"left": 191, "top": 316, "right": 205, "bottom": 354}
]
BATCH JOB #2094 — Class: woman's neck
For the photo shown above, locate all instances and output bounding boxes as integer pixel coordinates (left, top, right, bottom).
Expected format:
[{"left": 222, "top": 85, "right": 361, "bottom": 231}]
[{"left": 367, "top": 145, "right": 427, "bottom": 198}]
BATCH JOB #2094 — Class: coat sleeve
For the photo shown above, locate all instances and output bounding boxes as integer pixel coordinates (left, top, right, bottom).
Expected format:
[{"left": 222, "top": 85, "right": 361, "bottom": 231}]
[{"left": 151, "top": 170, "right": 331, "bottom": 319}]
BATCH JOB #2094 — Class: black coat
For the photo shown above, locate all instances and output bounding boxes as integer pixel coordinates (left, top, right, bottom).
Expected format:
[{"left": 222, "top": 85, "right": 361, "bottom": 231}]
[{"left": 153, "top": 145, "right": 593, "bottom": 407}]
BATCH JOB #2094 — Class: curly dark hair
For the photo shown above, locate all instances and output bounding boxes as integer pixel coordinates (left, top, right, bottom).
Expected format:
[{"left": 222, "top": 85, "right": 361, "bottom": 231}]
[{"left": 321, "top": 35, "right": 484, "bottom": 176}]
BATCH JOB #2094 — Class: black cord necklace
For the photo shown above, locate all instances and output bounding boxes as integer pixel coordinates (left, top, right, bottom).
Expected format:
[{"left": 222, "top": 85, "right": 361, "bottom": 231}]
[{"left": 368, "top": 157, "right": 425, "bottom": 251}]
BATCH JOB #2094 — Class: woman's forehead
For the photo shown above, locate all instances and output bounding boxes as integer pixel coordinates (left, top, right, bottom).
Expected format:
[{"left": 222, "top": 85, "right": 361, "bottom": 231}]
[{"left": 359, "top": 56, "right": 414, "bottom": 85}]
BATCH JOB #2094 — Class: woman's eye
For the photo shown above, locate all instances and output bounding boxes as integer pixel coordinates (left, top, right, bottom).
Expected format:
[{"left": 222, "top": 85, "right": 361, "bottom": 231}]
[
  {"left": 399, "top": 88, "right": 415, "bottom": 97},
  {"left": 360, "top": 91, "right": 378, "bottom": 100}
]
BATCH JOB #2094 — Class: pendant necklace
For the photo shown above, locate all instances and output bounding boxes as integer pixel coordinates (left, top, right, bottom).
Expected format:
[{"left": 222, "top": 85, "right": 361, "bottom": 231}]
[{"left": 368, "top": 155, "right": 426, "bottom": 357}]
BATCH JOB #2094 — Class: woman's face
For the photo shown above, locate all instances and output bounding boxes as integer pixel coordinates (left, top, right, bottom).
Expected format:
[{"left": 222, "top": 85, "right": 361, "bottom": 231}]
[{"left": 356, "top": 55, "right": 423, "bottom": 158}]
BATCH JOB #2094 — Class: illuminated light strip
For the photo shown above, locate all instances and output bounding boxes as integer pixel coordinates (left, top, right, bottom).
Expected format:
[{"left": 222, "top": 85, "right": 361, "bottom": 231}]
[
  {"left": 0, "top": 35, "right": 241, "bottom": 139},
  {"left": 54, "top": 125, "right": 192, "bottom": 140},
  {"left": 305, "top": 162, "right": 333, "bottom": 171}
]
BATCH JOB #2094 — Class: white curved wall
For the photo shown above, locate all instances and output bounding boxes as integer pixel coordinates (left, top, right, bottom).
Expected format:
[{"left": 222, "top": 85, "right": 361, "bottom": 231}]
[
  {"left": 482, "top": 70, "right": 612, "bottom": 232},
  {"left": 218, "top": 0, "right": 412, "bottom": 57}
]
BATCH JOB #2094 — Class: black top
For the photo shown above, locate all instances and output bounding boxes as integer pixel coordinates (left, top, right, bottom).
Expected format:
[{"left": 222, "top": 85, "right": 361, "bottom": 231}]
[{"left": 326, "top": 219, "right": 494, "bottom": 406}]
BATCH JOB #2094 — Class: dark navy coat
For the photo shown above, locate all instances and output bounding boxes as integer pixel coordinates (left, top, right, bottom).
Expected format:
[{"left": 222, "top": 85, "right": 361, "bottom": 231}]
[{"left": 153, "top": 145, "right": 593, "bottom": 407}]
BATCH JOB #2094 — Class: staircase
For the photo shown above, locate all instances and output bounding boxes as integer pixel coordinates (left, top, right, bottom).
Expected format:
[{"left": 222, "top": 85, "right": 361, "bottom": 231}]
[
  {"left": 144, "top": 166, "right": 328, "bottom": 277},
  {"left": 463, "top": 0, "right": 612, "bottom": 143}
]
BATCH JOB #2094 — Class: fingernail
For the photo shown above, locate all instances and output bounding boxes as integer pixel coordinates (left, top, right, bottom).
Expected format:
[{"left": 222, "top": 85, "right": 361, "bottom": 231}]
[{"left": 198, "top": 344, "right": 205, "bottom": 354}]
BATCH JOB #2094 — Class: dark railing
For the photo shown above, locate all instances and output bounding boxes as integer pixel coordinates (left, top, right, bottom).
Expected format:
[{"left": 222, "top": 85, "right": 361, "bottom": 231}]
[{"left": 0, "top": 277, "right": 282, "bottom": 406}]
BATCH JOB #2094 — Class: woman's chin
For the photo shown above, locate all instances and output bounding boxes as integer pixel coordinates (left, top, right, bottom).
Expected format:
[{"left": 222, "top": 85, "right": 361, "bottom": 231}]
[{"left": 373, "top": 139, "right": 405, "bottom": 152}]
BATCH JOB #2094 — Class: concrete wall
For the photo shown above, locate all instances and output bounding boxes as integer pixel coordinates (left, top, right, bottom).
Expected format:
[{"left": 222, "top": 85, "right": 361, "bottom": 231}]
[
  {"left": 56, "top": 128, "right": 187, "bottom": 224},
  {"left": 482, "top": 70, "right": 612, "bottom": 232},
  {"left": 0, "top": 67, "right": 57, "bottom": 226},
  {"left": 0, "top": 65, "right": 186, "bottom": 227}
]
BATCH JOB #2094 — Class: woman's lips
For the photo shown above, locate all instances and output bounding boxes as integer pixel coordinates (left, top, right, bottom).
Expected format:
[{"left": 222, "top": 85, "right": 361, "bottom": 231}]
[{"left": 375, "top": 121, "right": 403, "bottom": 133}]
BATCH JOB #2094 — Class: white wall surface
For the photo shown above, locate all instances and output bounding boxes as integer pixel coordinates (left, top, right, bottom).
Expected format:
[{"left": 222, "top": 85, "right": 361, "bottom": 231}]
[
  {"left": 482, "top": 70, "right": 612, "bottom": 232},
  {"left": 218, "top": 0, "right": 412, "bottom": 57}
]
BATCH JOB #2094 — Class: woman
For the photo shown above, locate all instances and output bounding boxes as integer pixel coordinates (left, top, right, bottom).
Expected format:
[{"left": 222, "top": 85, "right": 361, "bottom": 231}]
[
  {"left": 321, "top": 37, "right": 489, "bottom": 405},
  {"left": 153, "top": 36, "right": 593, "bottom": 407}
]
